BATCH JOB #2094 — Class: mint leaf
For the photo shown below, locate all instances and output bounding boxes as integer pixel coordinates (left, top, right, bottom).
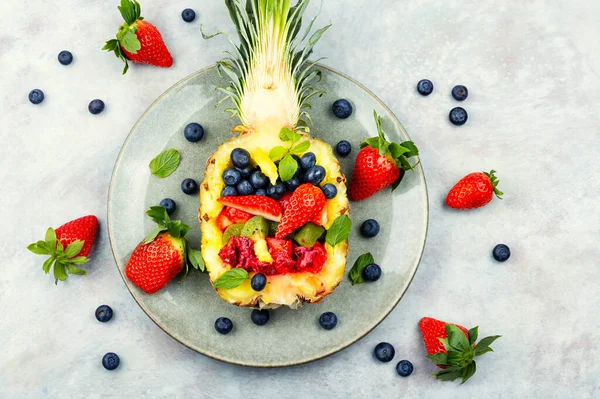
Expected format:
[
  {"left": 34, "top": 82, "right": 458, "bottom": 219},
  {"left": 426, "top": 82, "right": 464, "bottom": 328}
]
[
  {"left": 187, "top": 247, "right": 205, "bottom": 272},
  {"left": 213, "top": 268, "right": 249, "bottom": 289},
  {"left": 348, "top": 252, "right": 375, "bottom": 285},
  {"left": 446, "top": 324, "right": 471, "bottom": 352},
  {"left": 149, "top": 149, "right": 180, "bottom": 178},
  {"left": 278, "top": 155, "right": 298, "bottom": 182},
  {"left": 269, "top": 146, "right": 288, "bottom": 161},
  {"left": 63, "top": 240, "right": 84, "bottom": 259},
  {"left": 325, "top": 215, "right": 351, "bottom": 247},
  {"left": 279, "top": 127, "right": 302, "bottom": 143},
  {"left": 468, "top": 326, "right": 479, "bottom": 345},
  {"left": 400, "top": 141, "right": 419, "bottom": 158},
  {"left": 291, "top": 140, "right": 310, "bottom": 153},
  {"left": 66, "top": 264, "right": 87, "bottom": 276}
]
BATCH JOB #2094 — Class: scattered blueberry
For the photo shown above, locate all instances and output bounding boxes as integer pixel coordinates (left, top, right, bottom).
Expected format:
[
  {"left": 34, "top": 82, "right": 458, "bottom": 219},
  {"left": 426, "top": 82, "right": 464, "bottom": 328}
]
[
  {"left": 255, "top": 188, "right": 267, "bottom": 196},
  {"left": 451, "top": 85, "right": 469, "bottom": 101},
  {"left": 251, "top": 273, "right": 267, "bottom": 291},
  {"left": 360, "top": 219, "right": 380, "bottom": 238},
  {"left": 374, "top": 342, "right": 395, "bottom": 362},
  {"left": 305, "top": 165, "right": 326, "bottom": 186},
  {"left": 181, "top": 8, "right": 196, "bottom": 22},
  {"left": 95, "top": 305, "right": 113, "bottom": 323},
  {"left": 250, "top": 171, "right": 268, "bottom": 189},
  {"left": 237, "top": 165, "right": 254, "bottom": 178},
  {"left": 88, "top": 99, "right": 105, "bottom": 115},
  {"left": 332, "top": 99, "right": 353, "bottom": 119},
  {"left": 214, "top": 317, "right": 233, "bottom": 335},
  {"left": 181, "top": 178, "right": 198, "bottom": 195},
  {"left": 363, "top": 264, "right": 382, "bottom": 282},
  {"left": 222, "top": 168, "right": 242, "bottom": 186},
  {"left": 492, "top": 244, "right": 511, "bottom": 262},
  {"left": 221, "top": 186, "right": 238, "bottom": 197},
  {"left": 251, "top": 309, "right": 270, "bottom": 326},
  {"left": 266, "top": 183, "right": 286, "bottom": 199},
  {"left": 335, "top": 140, "right": 352, "bottom": 157},
  {"left": 417, "top": 79, "right": 434, "bottom": 96},
  {"left": 237, "top": 180, "right": 255, "bottom": 195},
  {"left": 58, "top": 50, "right": 73, "bottom": 65},
  {"left": 396, "top": 360, "right": 414, "bottom": 377},
  {"left": 159, "top": 198, "right": 176, "bottom": 215},
  {"left": 299, "top": 152, "right": 316, "bottom": 170},
  {"left": 321, "top": 183, "right": 337, "bottom": 199},
  {"left": 285, "top": 177, "right": 301, "bottom": 192},
  {"left": 231, "top": 148, "right": 250, "bottom": 169},
  {"left": 102, "top": 353, "right": 120, "bottom": 370},
  {"left": 29, "top": 89, "right": 44, "bottom": 104},
  {"left": 184, "top": 122, "right": 204, "bottom": 142},
  {"left": 319, "top": 312, "right": 338, "bottom": 330},
  {"left": 449, "top": 107, "right": 468, "bottom": 126}
]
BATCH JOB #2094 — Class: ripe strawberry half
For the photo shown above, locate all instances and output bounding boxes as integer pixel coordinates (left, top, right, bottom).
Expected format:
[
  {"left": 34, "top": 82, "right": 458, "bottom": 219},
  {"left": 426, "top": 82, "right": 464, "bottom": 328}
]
[
  {"left": 103, "top": 0, "right": 173, "bottom": 74},
  {"left": 276, "top": 183, "right": 326, "bottom": 239},
  {"left": 216, "top": 206, "right": 253, "bottom": 231},
  {"left": 348, "top": 111, "right": 419, "bottom": 201},
  {"left": 419, "top": 317, "right": 501, "bottom": 384},
  {"left": 218, "top": 195, "right": 282, "bottom": 222},
  {"left": 27, "top": 215, "right": 98, "bottom": 284},
  {"left": 446, "top": 170, "right": 503, "bottom": 210}
]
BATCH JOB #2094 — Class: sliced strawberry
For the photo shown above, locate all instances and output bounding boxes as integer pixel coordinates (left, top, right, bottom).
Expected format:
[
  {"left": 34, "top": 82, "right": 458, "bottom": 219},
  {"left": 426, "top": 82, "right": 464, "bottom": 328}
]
[
  {"left": 278, "top": 192, "right": 293, "bottom": 213},
  {"left": 218, "top": 196, "right": 282, "bottom": 222},
  {"left": 266, "top": 238, "right": 295, "bottom": 274},
  {"left": 310, "top": 206, "right": 328, "bottom": 226},
  {"left": 216, "top": 206, "right": 253, "bottom": 231},
  {"left": 275, "top": 184, "right": 326, "bottom": 239},
  {"left": 294, "top": 242, "right": 327, "bottom": 274}
]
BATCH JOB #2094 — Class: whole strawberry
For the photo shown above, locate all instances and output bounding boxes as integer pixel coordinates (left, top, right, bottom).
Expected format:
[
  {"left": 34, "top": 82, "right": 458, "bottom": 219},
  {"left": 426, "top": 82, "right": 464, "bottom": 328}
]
[
  {"left": 446, "top": 170, "right": 503, "bottom": 209},
  {"left": 27, "top": 216, "right": 99, "bottom": 284},
  {"left": 348, "top": 111, "right": 419, "bottom": 201},
  {"left": 276, "top": 183, "right": 326, "bottom": 239},
  {"left": 125, "top": 207, "right": 204, "bottom": 294},
  {"left": 419, "top": 317, "right": 501, "bottom": 383},
  {"left": 103, "top": 0, "right": 173, "bottom": 74}
]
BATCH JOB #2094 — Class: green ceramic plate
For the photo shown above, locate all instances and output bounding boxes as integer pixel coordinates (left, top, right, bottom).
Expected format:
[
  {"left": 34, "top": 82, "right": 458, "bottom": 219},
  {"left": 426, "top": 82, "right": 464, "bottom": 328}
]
[{"left": 108, "top": 65, "right": 428, "bottom": 367}]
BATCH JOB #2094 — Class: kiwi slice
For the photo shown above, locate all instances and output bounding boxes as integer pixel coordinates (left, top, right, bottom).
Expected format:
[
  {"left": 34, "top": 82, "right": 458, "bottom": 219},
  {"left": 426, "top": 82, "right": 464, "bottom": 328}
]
[
  {"left": 293, "top": 223, "right": 325, "bottom": 248},
  {"left": 241, "top": 216, "right": 269, "bottom": 239},
  {"left": 268, "top": 221, "right": 279, "bottom": 237},
  {"left": 222, "top": 223, "right": 245, "bottom": 245}
]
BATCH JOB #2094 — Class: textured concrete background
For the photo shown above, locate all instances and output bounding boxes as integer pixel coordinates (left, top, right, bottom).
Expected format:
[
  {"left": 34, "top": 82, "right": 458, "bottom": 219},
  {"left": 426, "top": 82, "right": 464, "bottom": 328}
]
[{"left": 1, "top": 0, "right": 599, "bottom": 397}]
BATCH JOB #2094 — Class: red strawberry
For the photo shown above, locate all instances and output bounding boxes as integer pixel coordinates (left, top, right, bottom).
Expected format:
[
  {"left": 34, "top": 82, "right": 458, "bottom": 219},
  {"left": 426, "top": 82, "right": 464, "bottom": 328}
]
[
  {"left": 419, "top": 317, "right": 501, "bottom": 384},
  {"left": 27, "top": 215, "right": 99, "bottom": 284},
  {"left": 216, "top": 206, "right": 253, "bottom": 231},
  {"left": 125, "top": 206, "right": 204, "bottom": 294},
  {"left": 276, "top": 184, "right": 326, "bottom": 239},
  {"left": 294, "top": 242, "right": 327, "bottom": 273},
  {"left": 266, "top": 238, "right": 295, "bottom": 274},
  {"left": 103, "top": 0, "right": 173, "bottom": 74},
  {"left": 348, "top": 111, "right": 419, "bottom": 201},
  {"left": 310, "top": 206, "right": 328, "bottom": 226},
  {"left": 446, "top": 170, "right": 503, "bottom": 209},
  {"left": 218, "top": 196, "right": 282, "bottom": 222},
  {"left": 278, "top": 192, "right": 293, "bottom": 213}
]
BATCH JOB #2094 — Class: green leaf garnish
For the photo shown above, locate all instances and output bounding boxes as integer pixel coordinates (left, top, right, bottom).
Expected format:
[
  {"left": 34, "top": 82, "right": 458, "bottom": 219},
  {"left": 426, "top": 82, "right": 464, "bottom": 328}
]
[
  {"left": 187, "top": 247, "right": 205, "bottom": 272},
  {"left": 279, "top": 127, "right": 301, "bottom": 143},
  {"left": 149, "top": 149, "right": 180, "bottom": 178},
  {"left": 278, "top": 154, "right": 298, "bottom": 182},
  {"left": 291, "top": 140, "right": 310, "bottom": 153},
  {"left": 269, "top": 146, "right": 288, "bottom": 161},
  {"left": 325, "top": 215, "right": 351, "bottom": 247},
  {"left": 348, "top": 252, "right": 375, "bottom": 285},
  {"left": 213, "top": 268, "right": 249, "bottom": 289}
]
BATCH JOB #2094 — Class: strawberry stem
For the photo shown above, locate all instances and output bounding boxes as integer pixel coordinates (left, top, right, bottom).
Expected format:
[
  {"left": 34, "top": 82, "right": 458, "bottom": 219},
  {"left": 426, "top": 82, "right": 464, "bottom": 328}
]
[{"left": 484, "top": 169, "right": 504, "bottom": 199}]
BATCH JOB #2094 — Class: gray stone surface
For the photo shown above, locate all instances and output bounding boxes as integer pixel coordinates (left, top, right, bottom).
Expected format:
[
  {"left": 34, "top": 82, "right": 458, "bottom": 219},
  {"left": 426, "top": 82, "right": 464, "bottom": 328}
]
[{"left": 1, "top": 0, "right": 598, "bottom": 397}]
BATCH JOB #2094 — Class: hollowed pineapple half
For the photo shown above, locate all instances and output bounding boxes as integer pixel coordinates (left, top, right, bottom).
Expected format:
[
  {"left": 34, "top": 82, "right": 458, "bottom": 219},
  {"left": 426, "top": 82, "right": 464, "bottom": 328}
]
[{"left": 198, "top": 0, "right": 350, "bottom": 308}]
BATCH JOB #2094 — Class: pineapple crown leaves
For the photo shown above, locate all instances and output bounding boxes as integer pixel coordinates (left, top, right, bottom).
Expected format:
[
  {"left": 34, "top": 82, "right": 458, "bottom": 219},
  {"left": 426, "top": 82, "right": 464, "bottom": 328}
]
[
  {"left": 27, "top": 228, "right": 89, "bottom": 285},
  {"left": 426, "top": 324, "right": 501, "bottom": 384},
  {"left": 102, "top": 0, "right": 144, "bottom": 74},
  {"left": 484, "top": 169, "right": 504, "bottom": 199}
]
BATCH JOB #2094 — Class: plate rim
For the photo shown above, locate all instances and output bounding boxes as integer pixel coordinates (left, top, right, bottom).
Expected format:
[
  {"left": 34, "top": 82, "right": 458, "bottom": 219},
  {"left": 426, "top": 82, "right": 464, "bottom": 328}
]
[{"left": 107, "top": 63, "right": 430, "bottom": 368}]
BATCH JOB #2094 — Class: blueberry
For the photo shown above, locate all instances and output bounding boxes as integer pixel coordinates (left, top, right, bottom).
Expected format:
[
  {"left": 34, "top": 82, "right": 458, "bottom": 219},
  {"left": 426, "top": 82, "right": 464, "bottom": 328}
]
[
  {"left": 291, "top": 154, "right": 302, "bottom": 165},
  {"left": 360, "top": 219, "right": 380, "bottom": 238},
  {"left": 184, "top": 122, "right": 204, "bottom": 142},
  {"left": 237, "top": 165, "right": 254, "bottom": 178},
  {"left": 335, "top": 140, "right": 352, "bottom": 157},
  {"left": 88, "top": 99, "right": 105, "bottom": 115},
  {"left": 396, "top": 360, "right": 414, "bottom": 377},
  {"left": 363, "top": 264, "right": 382, "bottom": 282},
  {"left": 285, "top": 177, "right": 301, "bottom": 192},
  {"left": 250, "top": 171, "right": 268, "bottom": 189},
  {"left": 305, "top": 165, "right": 326, "bottom": 185},
  {"left": 102, "top": 353, "right": 120, "bottom": 370},
  {"left": 266, "top": 183, "right": 285, "bottom": 199},
  {"left": 321, "top": 183, "right": 337, "bottom": 199},
  {"left": 214, "top": 317, "right": 233, "bottom": 335},
  {"left": 449, "top": 107, "right": 468, "bottom": 126},
  {"left": 181, "top": 178, "right": 198, "bottom": 195},
  {"left": 492, "top": 244, "right": 510, "bottom": 262},
  {"left": 251, "top": 273, "right": 267, "bottom": 291},
  {"left": 231, "top": 148, "right": 250, "bottom": 169},
  {"left": 451, "top": 85, "right": 469, "bottom": 101},
  {"left": 251, "top": 309, "right": 270, "bottom": 326},
  {"left": 29, "top": 89, "right": 44, "bottom": 104},
  {"left": 95, "top": 305, "right": 113, "bottom": 322},
  {"left": 417, "top": 79, "right": 434, "bottom": 96},
  {"left": 58, "top": 50, "right": 73, "bottom": 65},
  {"left": 222, "top": 168, "right": 242, "bottom": 186},
  {"left": 374, "top": 342, "right": 395, "bottom": 362},
  {"left": 332, "top": 99, "right": 353, "bottom": 119},
  {"left": 319, "top": 311, "right": 338, "bottom": 330},
  {"left": 159, "top": 198, "right": 176, "bottom": 215},
  {"left": 221, "top": 186, "right": 238, "bottom": 197},
  {"left": 255, "top": 188, "right": 267, "bottom": 196},
  {"left": 181, "top": 8, "right": 196, "bottom": 22},
  {"left": 237, "top": 180, "right": 255, "bottom": 195},
  {"left": 299, "top": 152, "right": 316, "bottom": 170}
]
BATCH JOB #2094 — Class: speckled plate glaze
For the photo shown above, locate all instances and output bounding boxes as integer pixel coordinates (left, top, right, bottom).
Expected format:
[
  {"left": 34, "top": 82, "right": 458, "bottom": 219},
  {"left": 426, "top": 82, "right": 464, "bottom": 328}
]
[{"left": 108, "top": 64, "right": 428, "bottom": 367}]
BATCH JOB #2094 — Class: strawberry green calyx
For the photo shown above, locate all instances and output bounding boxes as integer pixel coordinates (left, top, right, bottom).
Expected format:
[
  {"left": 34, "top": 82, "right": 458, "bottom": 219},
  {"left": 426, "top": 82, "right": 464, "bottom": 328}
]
[
  {"left": 27, "top": 228, "right": 89, "bottom": 284},
  {"left": 102, "top": 0, "right": 143, "bottom": 74},
  {"left": 484, "top": 170, "right": 504, "bottom": 199},
  {"left": 426, "top": 324, "right": 501, "bottom": 384}
]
